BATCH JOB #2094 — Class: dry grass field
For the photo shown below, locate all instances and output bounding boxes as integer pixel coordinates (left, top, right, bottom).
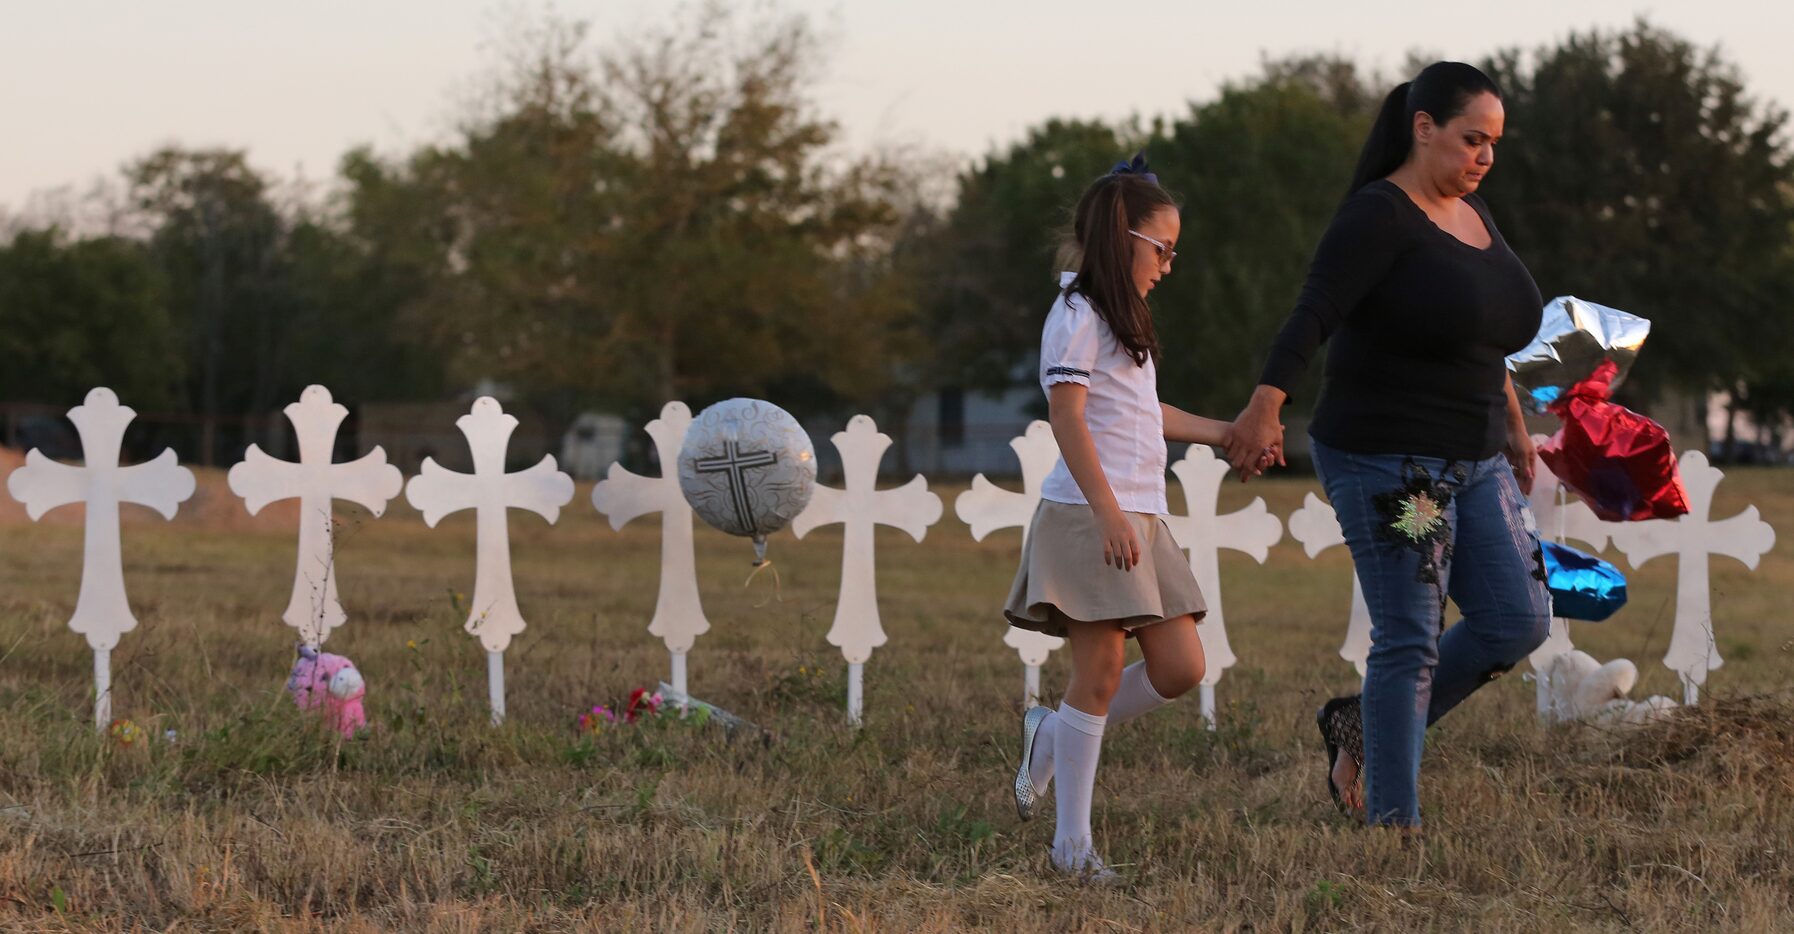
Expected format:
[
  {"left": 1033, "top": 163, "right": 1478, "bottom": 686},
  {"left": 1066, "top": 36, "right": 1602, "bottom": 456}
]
[{"left": 0, "top": 463, "right": 1790, "bottom": 932}]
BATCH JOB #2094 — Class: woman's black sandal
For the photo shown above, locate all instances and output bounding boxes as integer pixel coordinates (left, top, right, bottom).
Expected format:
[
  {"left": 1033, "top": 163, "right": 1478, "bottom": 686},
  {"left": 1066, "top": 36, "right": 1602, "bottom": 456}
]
[{"left": 1316, "top": 695, "right": 1365, "bottom": 817}]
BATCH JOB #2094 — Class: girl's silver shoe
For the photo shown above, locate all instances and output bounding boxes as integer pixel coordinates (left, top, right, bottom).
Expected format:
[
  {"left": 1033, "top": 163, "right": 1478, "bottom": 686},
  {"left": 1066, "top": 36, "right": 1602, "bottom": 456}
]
[{"left": 1014, "top": 705, "right": 1051, "bottom": 820}]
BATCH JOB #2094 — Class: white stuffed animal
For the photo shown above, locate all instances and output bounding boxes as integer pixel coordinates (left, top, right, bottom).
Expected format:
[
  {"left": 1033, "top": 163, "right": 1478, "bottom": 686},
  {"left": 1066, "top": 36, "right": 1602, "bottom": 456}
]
[{"left": 1544, "top": 650, "right": 1679, "bottom": 727}]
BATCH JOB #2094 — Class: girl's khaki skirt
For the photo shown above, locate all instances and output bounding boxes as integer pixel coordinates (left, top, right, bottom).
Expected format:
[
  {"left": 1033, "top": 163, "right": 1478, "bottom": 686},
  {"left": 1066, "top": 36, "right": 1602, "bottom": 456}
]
[{"left": 1003, "top": 500, "right": 1207, "bottom": 637}]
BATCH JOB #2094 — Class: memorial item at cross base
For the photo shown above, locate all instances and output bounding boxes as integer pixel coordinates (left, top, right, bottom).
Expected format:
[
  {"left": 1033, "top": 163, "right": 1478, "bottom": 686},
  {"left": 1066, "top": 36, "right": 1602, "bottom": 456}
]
[
  {"left": 1541, "top": 540, "right": 1628, "bottom": 622},
  {"left": 1507, "top": 296, "right": 1651, "bottom": 413},
  {"left": 1543, "top": 650, "right": 1678, "bottom": 727},
  {"left": 677, "top": 398, "right": 816, "bottom": 565},
  {"left": 110, "top": 718, "right": 145, "bottom": 746},
  {"left": 286, "top": 644, "right": 368, "bottom": 738},
  {"left": 1537, "top": 360, "right": 1690, "bottom": 522}
]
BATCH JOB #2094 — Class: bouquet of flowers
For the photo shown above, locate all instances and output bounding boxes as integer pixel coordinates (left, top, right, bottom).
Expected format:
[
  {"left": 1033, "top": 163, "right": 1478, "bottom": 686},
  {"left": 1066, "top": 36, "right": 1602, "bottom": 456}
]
[{"left": 576, "top": 688, "right": 666, "bottom": 734}]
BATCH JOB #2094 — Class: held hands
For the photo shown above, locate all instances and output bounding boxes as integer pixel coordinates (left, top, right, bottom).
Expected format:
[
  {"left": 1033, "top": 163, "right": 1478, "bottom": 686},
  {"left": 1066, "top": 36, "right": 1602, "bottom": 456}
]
[{"left": 1225, "top": 391, "right": 1288, "bottom": 483}]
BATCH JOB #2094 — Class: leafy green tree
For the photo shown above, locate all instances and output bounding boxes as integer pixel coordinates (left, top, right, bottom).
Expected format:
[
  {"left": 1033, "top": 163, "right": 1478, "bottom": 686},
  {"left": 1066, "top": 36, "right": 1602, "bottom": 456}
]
[
  {"left": 121, "top": 146, "right": 453, "bottom": 460},
  {"left": 908, "top": 119, "right": 1140, "bottom": 396},
  {"left": 1480, "top": 21, "right": 1794, "bottom": 415},
  {"left": 343, "top": 5, "right": 915, "bottom": 423},
  {"left": 127, "top": 148, "right": 293, "bottom": 462},
  {"left": 906, "top": 58, "right": 1377, "bottom": 421},
  {"left": 0, "top": 230, "right": 182, "bottom": 409},
  {"left": 280, "top": 213, "right": 448, "bottom": 406},
  {"left": 1152, "top": 59, "right": 1374, "bottom": 414}
]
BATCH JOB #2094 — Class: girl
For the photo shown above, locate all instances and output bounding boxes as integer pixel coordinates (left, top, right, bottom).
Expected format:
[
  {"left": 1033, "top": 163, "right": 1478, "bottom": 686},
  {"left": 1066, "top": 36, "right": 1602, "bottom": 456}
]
[{"left": 1004, "top": 156, "right": 1277, "bottom": 881}]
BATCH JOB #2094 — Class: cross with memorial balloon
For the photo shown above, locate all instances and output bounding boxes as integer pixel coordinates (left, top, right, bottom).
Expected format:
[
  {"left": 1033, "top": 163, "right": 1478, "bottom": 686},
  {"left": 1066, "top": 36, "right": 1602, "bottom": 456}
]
[
  {"left": 592, "top": 401, "right": 710, "bottom": 696},
  {"left": 676, "top": 398, "right": 817, "bottom": 565}
]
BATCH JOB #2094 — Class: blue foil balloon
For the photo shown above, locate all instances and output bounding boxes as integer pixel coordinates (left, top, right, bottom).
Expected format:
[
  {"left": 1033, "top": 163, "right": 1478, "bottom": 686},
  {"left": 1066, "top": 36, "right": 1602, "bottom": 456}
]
[{"left": 1542, "top": 541, "right": 1628, "bottom": 622}]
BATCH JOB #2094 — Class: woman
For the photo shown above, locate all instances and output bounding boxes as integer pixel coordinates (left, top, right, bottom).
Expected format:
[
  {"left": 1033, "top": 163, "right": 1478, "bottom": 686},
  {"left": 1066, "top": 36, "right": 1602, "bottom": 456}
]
[{"left": 1227, "top": 62, "right": 1552, "bottom": 829}]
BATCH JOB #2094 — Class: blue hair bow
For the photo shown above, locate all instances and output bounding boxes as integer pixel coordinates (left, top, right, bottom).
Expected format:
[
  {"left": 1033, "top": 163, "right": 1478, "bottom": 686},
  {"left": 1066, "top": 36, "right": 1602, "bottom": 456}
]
[{"left": 1109, "top": 152, "right": 1158, "bottom": 184}]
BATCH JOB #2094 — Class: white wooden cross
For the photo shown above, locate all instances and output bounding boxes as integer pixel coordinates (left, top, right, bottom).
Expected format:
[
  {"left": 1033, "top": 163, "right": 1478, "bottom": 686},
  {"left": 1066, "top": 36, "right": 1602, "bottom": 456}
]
[
  {"left": 953, "top": 420, "right": 1064, "bottom": 707},
  {"left": 405, "top": 396, "right": 574, "bottom": 724},
  {"left": 1162, "top": 444, "right": 1283, "bottom": 727},
  {"left": 4, "top": 388, "right": 196, "bottom": 729},
  {"left": 227, "top": 385, "right": 403, "bottom": 648},
  {"left": 1521, "top": 437, "right": 1613, "bottom": 716},
  {"left": 1285, "top": 492, "right": 1372, "bottom": 677},
  {"left": 1608, "top": 450, "right": 1775, "bottom": 704},
  {"left": 792, "top": 415, "right": 943, "bottom": 726},
  {"left": 591, "top": 401, "right": 709, "bottom": 697}
]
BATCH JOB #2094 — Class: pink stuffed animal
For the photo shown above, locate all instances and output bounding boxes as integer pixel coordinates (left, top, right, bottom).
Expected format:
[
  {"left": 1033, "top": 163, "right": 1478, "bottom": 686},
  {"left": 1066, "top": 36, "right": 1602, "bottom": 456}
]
[{"left": 286, "top": 645, "right": 368, "bottom": 738}]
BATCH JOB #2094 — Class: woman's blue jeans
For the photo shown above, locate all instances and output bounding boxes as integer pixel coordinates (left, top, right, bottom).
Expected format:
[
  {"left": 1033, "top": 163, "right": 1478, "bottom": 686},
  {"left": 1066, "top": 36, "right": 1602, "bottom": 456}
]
[{"left": 1312, "top": 438, "right": 1552, "bottom": 827}]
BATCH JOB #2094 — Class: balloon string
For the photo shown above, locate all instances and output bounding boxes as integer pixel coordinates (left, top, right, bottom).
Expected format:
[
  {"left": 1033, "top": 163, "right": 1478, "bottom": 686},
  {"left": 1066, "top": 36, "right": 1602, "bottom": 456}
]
[{"left": 745, "top": 559, "right": 783, "bottom": 607}]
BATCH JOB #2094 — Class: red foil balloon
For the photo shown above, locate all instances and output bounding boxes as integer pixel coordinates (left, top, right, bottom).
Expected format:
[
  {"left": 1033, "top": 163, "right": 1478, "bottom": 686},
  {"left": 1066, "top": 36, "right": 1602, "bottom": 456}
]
[{"left": 1538, "top": 361, "right": 1691, "bottom": 522}]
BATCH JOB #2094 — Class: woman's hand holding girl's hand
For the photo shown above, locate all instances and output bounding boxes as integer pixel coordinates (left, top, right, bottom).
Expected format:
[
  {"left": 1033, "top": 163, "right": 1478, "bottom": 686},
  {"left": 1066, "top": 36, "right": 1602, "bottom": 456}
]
[
  {"left": 1225, "top": 388, "right": 1288, "bottom": 482},
  {"left": 1255, "top": 442, "right": 1285, "bottom": 474},
  {"left": 1098, "top": 506, "right": 1142, "bottom": 571}
]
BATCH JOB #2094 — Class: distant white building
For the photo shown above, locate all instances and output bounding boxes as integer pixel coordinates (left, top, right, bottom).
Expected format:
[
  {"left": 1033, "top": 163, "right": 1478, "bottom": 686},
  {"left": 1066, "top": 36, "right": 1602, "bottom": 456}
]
[
  {"left": 1707, "top": 391, "right": 1793, "bottom": 463},
  {"left": 901, "top": 384, "right": 1041, "bottom": 478},
  {"left": 561, "top": 412, "right": 628, "bottom": 481},
  {"left": 897, "top": 354, "right": 1043, "bottom": 478}
]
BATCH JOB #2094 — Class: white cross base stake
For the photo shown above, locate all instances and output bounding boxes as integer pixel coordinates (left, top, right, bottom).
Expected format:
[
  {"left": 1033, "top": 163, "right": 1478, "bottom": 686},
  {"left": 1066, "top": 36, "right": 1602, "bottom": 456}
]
[
  {"left": 405, "top": 397, "right": 574, "bottom": 724},
  {"left": 5, "top": 388, "right": 196, "bottom": 728},
  {"left": 592, "top": 402, "right": 709, "bottom": 697},
  {"left": 792, "top": 415, "right": 942, "bottom": 726},
  {"left": 1162, "top": 445, "right": 1283, "bottom": 727},
  {"left": 954, "top": 420, "right": 1064, "bottom": 707},
  {"left": 1608, "top": 451, "right": 1775, "bottom": 704},
  {"left": 228, "top": 385, "right": 403, "bottom": 647}
]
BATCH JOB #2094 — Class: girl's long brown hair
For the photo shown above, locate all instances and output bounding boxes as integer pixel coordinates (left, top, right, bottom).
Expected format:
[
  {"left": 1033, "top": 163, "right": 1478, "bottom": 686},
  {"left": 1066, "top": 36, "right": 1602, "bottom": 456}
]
[{"left": 1059, "top": 169, "right": 1175, "bottom": 367}]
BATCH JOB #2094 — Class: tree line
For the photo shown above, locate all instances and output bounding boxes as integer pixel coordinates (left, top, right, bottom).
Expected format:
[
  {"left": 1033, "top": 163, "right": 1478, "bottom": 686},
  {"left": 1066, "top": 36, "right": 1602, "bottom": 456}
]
[{"left": 3, "top": 10, "right": 1791, "bottom": 464}]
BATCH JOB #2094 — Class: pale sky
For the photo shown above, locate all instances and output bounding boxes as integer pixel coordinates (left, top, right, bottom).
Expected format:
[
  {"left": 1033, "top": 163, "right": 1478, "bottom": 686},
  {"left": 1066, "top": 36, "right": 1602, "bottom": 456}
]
[{"left": 4, "top": 0, "right": 1792, "bottom": 212}]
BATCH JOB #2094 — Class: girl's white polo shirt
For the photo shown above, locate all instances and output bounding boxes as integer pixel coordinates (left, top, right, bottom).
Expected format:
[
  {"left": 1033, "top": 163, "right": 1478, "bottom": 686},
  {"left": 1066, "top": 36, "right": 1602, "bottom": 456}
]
[{"left": 1037, "top": 272, "right": 1168, "bottom": 515}]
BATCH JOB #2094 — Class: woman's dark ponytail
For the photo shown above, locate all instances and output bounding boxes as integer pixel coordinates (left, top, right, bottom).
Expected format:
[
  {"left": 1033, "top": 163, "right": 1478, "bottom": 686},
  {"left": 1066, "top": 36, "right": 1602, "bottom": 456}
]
[
  {"left": 1346, "top": 62, "right": 1503, "bottom": 196},
  {"left": 1347, "top": 82, "right": 1414, "bottom": 195}
]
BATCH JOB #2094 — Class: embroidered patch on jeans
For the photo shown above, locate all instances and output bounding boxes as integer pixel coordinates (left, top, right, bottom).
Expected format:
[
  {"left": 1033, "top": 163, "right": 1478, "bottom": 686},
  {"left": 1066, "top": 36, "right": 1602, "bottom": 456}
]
[
  {"left": 1391, "top": 492, "right": 1445, "bottom": 541},
  {"left": 1371, "top": 460, "right": 1466, "bottom": 591}
]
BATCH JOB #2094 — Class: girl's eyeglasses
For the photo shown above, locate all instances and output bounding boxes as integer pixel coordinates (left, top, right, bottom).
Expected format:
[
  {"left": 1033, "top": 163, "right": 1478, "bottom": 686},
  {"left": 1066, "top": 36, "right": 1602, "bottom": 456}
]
[{"left": 1129, "top": 229, "right": 1176, "bottom": 265}]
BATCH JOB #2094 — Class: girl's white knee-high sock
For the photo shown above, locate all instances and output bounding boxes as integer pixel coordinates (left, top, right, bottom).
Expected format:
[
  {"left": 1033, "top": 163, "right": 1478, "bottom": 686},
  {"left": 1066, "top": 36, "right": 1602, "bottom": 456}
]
[
  {"left": 1050, "top": 702, "right": 1108, "bottom": 872},
  {"left": 1106, "top": 660, "right": 1174, "bottom": 724},
  {"left": 1029, "top": 661, "right": 1171, "bottom": 794}
]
